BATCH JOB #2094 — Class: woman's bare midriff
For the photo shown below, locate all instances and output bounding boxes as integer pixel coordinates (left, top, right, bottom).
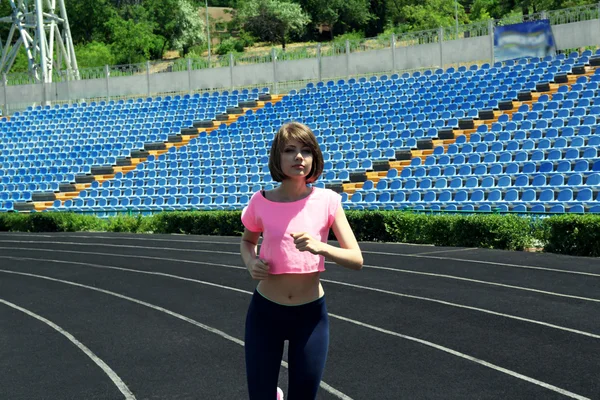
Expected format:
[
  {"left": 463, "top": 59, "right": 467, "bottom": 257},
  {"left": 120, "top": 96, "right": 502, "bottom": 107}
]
[{"left": 256, "top": 272, "right": 324, "bottom": 305}]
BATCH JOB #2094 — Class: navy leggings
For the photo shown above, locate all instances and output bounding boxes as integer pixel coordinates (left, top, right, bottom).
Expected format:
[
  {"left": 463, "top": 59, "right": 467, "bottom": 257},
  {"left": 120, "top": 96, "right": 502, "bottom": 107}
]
[{"left": 245, "top": 289, "right": 329, "bottom": 400}]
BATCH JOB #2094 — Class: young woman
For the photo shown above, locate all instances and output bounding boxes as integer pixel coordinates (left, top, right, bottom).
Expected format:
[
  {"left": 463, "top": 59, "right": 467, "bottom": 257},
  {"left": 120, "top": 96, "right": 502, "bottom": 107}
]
[{"left": 240, "top": 122, "right": 363, "bottom": 400}]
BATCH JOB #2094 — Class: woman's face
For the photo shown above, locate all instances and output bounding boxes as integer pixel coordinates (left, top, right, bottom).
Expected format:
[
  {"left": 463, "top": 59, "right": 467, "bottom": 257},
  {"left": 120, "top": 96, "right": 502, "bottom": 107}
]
[{"left": 280, "top": 138, "right": 313, "bottom": 180}]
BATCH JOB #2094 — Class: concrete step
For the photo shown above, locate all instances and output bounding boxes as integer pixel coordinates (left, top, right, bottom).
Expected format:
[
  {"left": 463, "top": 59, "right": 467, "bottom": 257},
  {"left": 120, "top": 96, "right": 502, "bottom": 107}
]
[
  {"left": 94, "top": 174, "right": 115, "bottom": 183},
  {"left": 148, "top": 149, "right": 168, "bottom": 157},
  {"left": 390, "top": 160, "right": 410, "bottom": 168},
  {"left": 55, "top": 192, "right": 79, "bottom": 201},
  {"left": 33, "top": 201, "right": 54, "bottom": 210},
  {"left": 343, "top": 182, "right": 365, "bottom": 191},
  {"left": 112, "top": 165, "right": 137, "bottom": 174}
]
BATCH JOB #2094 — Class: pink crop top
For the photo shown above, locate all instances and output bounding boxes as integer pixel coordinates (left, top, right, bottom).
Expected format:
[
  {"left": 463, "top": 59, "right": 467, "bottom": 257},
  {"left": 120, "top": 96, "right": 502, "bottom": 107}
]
[{"left": 241, "top": 187, "right": 342, "bottom": 275}]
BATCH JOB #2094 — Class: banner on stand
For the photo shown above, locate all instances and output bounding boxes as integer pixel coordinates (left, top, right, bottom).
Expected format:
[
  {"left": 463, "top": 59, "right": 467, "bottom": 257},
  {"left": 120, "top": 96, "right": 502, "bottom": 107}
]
[{"left": 494, "top": 19, "right": 556, "bottom": 62}]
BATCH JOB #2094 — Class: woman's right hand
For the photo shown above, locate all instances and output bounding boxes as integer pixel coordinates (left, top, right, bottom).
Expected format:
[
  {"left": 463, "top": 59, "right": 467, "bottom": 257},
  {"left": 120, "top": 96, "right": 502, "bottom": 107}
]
[{"left": 247, "top": 258, "right": 270, "bottom": 280}]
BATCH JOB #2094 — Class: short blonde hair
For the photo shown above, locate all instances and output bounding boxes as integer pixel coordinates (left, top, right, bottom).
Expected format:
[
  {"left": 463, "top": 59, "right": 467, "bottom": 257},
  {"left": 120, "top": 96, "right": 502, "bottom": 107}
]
[{"left": 268, "top": 122, "right": 324, "bottom": 183}]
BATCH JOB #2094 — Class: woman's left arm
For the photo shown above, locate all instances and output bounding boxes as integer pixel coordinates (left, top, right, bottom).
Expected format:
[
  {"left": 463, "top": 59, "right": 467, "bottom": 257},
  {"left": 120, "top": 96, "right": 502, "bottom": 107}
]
[{"left": 292, "top": 205, "right": 363, "bottom": 270}]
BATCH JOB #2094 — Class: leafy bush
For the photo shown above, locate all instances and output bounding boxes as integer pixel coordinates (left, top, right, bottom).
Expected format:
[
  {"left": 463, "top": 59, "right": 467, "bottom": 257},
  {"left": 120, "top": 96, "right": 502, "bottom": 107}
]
[
  {"left": 331, "top": 31, "right": 365, "bottom": 52},
  {"left": 381, "top": 211, "right": 432, "bottom": 244},
  {"left": 0, "top": 211, "right": 598, "bottom": 257},
  {"left": 538, "top": 214, "right": 600, "bottom": 257},
  {"left": 105, "top": 214, "right": 152, "bottom": 233},
  {"left": 0, "top": 213, "right": 26, "bottom": 231},
  {"left": 342, "top": 210, "right": 395, "bottom": 242},
  {"left": 274, "top": 46, "right": 314, "bottom": 61},
  {"left": 449, "top": 214, "right": 534, "bottom": 250},
  {"left": 9, "top": 48, "right": 30, "bottom": 73},
  {"left": 238, "top": 30, "right": 256, "bottom": 47},
  {"left": 151, "top": 211, "right": 244, "bottom": 236},
  {"left": 0, "top": 213, "right": 104, "bottom": 232},
  {"left": 75, "top": 41, "right": 116, "bottom": 68},
  {"left": 339, "top": 212, "right": 534, "bottom": 250},
  {"left": 216, "top": 38, "right": 245, "bottom": 55},
  {"left": 106, "top": 16, "right": 163, "bottom": 64},
  {"left": 422, "top": 214, "right": 458, "bottom": 246},
  {"left": 172, "top": 53, "right": 211, "bottom": 70}
]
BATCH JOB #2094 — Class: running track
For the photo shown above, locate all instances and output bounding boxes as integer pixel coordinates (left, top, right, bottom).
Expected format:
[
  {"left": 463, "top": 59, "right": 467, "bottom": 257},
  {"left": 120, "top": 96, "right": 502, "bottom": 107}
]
[{"left": 0, "top": 232, "right": 599, "bottom": 399}]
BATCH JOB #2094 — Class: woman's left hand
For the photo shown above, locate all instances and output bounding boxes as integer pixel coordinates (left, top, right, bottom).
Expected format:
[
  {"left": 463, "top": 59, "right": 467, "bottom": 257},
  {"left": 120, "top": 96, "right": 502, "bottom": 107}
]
[{"left": 290, "top": 232, "right": 323, "bottom": 255}]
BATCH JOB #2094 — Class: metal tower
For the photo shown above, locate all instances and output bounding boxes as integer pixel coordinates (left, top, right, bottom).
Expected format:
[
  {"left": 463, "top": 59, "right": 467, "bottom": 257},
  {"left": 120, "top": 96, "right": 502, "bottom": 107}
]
[{"left": 0, "top": 0, "right": 80, "bottom": 83}]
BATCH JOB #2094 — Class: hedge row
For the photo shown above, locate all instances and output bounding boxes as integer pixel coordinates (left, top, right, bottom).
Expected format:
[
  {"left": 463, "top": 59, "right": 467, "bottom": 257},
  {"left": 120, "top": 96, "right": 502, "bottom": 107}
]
[{"left": 1, "top": 211, "right": 599, "bottom": 257}]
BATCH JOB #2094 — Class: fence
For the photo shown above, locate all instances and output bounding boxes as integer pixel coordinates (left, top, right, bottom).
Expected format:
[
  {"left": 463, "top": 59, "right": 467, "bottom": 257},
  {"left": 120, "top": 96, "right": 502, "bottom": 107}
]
[{"left": 2, "top": 3, "right": 600, "bottom": 115}]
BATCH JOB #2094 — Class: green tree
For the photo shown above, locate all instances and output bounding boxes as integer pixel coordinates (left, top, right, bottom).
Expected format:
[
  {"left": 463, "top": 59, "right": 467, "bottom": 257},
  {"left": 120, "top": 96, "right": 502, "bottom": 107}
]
[
  {"left": 64, "top": 0, "right": 118, "bottom": 43},
  {"left": 384, "top": 0, "right": 414, "bottom": 28},
  {"left": 8, "top": 48, "right": 30, "bottom": 73},
  {"left": 74, "top": 41, "right": 116, "bottom": 68},
  {"left": 170, "top": 0, "right": 207, "bottom": 55},
  {"left": 403, "top": 0, "right": 468, "bottom": 31},
  {"left": 469, "top": 0, "right": 494, "bottom": 21},
  {"left": 112, "top": 0, "right": 144, "bottom": 6},
  {"left": 0, "top": 2, "right": 13, "bottom": 42},
  {"left": 528, "top": 0, "right": 597, "bottom": 11},
  {"left": 365, "top": 0, "right": 388, "bottom": 37},
  {"left": 465, "top": 0, "right": 597, "bottom": 22},
  {"left": 236, "top": 0, "right": 310, "bottom": 49},
  {"left": 144, "top": 0, "right": 206, "bottom": 56},
  {"left": 383, "top": 0, "right": 468, "bottom": 31},
  {"left": 190, "top": 0, "right": 236, "bottom": 6},
  {"left": 329, "top": 0, "right": 372, "bottom": 35},
  {"left": 294, "top": 0, "right": 372, "bottom": 37},
  {"left": 105, "top": 15, "right": 161, "bottom": 64}
]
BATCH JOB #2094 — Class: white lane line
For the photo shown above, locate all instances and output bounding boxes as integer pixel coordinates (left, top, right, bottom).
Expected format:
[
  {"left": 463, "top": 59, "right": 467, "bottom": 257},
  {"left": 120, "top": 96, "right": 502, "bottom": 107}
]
[
  {"left": 0, "top": 247, "right": 244, "bottom": 271},
  {"left": 1, "top": 241, "right": 598, "bottom": 303},
  {"left": 320, "top": 278, "right": 600, "bottom": 340},
  {"left": 11, "top": 233, "right": 423, "bottom": 247},
  {"left": 5, "top": 253, "right": 600, "bottom": 341},
  {"left": 0, "top": 267, "right": 589, "bottom": 400},
  {"left": 1, "top": 237, "right": 598, "bottom": 278},
  {"left": 0, "top": 256, "right": 600, "bottom": 339},
  {"left": 0, "top": 298, "right": 136, "bottom": 400},
  {"left": 414, "top": 248, "right": 478, "bottom": 255},
  {"left": 329, "top": 314, "right": 591, "bottom": 400},
  {"left": 358, "top": 263, "right": 600, "bottom": 304},
  {"left": 360, "top": 251, "right": 600, "bottom": 278},
  {"left": 6, "top": 234, "right": 593, "bottom": 275},
  {"left": 0, "top": 234, "right": 241, "bottom": 245},
  {"left": 0, "top": 267, "right": 351, "bottom": 400},
  {"left": 0, "top": 240, "right": 239, "bottom": 256},
  {"left": 2, "top": 254, "right": 598, "bottom": 340}
]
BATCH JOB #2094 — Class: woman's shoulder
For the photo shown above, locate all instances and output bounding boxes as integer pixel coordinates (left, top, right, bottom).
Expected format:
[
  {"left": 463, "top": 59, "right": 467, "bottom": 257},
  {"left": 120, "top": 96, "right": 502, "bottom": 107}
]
[
  {"left": 312, "top": 186, "right": 341, "bottom": 200},
  {"left": 244, "top": 190, "right": 264, "bottom": 206}
]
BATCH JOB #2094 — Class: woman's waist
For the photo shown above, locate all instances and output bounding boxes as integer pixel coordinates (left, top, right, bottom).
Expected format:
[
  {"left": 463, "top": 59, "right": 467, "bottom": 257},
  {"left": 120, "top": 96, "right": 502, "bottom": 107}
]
[{"left": 257, "top": 273, "right": 323, "bottom": 305}]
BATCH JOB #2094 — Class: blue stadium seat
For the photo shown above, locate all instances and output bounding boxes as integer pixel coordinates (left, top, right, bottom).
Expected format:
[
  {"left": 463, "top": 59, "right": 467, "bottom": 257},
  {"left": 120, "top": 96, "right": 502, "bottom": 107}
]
[{"left": 4, "top": 52, "right": 599, "bottom": 215}]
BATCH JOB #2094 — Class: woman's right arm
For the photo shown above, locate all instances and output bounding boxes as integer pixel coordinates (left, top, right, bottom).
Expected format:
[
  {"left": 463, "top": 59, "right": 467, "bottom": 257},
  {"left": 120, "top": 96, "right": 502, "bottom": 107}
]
[
  {"left": 241, "top": 229, "right": 269, "bottom": 279},
  {"left": 240, "top": 229, "right": 259, "bottom": 267}
]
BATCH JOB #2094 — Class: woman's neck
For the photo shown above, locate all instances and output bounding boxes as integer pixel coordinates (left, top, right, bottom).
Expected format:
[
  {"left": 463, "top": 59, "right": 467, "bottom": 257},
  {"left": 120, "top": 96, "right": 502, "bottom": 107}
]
[{"left": 276, "top": 180, "right": 311, "bottom": 201}]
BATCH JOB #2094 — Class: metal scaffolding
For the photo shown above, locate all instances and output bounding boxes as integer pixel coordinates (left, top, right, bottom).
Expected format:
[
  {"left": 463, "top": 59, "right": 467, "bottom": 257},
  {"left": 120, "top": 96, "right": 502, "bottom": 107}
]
[{"left": 0, "top": 0, "right": 79, "bottom": 83}]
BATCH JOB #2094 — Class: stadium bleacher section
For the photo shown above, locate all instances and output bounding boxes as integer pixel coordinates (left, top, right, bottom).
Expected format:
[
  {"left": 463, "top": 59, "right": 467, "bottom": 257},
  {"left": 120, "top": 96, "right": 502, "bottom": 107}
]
[{"left": 1, "top": 50, "right": 600, "bottom": 215}]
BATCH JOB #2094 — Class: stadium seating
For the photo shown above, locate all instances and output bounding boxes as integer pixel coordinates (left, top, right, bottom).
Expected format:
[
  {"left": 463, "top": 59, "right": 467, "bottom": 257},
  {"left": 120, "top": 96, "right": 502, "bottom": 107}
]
[
  {"left": 1, "top": 49, "right": 600, "bottom": 214},
  {"left": 0, "top": 89, "right": 271, "bottom": 212}
]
